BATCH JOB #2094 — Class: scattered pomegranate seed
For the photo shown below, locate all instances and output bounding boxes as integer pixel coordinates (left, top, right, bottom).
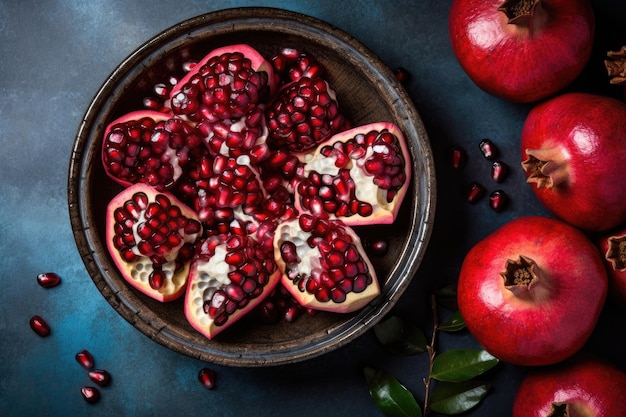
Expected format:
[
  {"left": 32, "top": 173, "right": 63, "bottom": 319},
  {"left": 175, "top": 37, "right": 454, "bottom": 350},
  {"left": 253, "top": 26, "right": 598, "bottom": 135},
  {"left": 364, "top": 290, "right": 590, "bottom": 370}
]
[
  {"left": 88, "top": 369, "right": 112, "bottom": 387},
  {"left": 466, "top": 182, "right": 486, "bottom": 204},
  {"left": 284, "top": 305, "right": 303, "bottom": 323},
  {"left": 81, "top": 386, "right": 100, "bottom": 403},
  {"left": 489, "top": 190, "right": 508, "bottom": 212},
  {"left": 370, "top": 239, "right": 389, "bottom": 255},
  {"left": 394, "top": 67, "right": 411, "bottom": 83},
  {"left": 36, "top": 272, "right": 61, "bottom": 288},
  {"left": 198, "top": 368, "right": 216, "bottom": 390},
  {"left": 76, "top": 350, "right": 95, "bottom": 370},
  {"left": 450, "top": 146, "right": 468, "bottom": 170},
  {"left": 491, "top": 160, "right": 509, "bottom": 183},
  {"left": 478, "top": 138, "right": 498, "bottom": 160},
  {"left": 29, "top": 315, "right": 51, "bottom": 337}
]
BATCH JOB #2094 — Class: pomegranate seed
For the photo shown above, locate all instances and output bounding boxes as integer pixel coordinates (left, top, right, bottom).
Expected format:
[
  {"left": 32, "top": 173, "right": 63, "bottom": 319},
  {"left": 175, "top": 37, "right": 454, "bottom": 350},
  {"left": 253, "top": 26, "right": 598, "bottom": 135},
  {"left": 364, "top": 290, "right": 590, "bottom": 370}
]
[
  {"left": 198, "top": 368, "right": 216, "bottom": 390},
  {"left": 466, "top": 182, "right": 486, "bottom": 204},
  {"left": 491, "top": 160, "right": 509, "bottom": 183},
  {"left": 489, "top": 190, "right": 508, "bottom": 212},
  {"left": 479, "top": 138, "right": 498, "bottom": 160},
  {"left": 88, "top": 369, "right": 112, "bottom": 387},
  {"left": 81, "top": 386, "right": 100, "bottom": 403},
  {"left": 370, "top": 240, "right": 389, "bottom": 255},
  {"left": 76, "top": 349, "right": 95, "bottom": 370},
  {"left": 36, "top": 272, "right": 61, "bottom": 288},
  {"left": 394, "top": 67, "right": 411, "bottom": 83},
  {"left": 450, "top": 146, "right": 467, "bottom": 170},
  {"left": 284, "top": 305, "right": 303, "bottom": 322},
  {"left": 29, "top": 315, "right": 50, "bottom": 337}
]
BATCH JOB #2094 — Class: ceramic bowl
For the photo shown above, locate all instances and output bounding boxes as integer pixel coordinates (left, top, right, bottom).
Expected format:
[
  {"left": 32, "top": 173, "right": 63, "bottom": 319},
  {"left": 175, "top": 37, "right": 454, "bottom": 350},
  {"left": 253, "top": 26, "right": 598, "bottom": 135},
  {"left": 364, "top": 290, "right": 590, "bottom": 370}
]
[{"left": 68, "top": 7, "right": 436, "bottom": 367}]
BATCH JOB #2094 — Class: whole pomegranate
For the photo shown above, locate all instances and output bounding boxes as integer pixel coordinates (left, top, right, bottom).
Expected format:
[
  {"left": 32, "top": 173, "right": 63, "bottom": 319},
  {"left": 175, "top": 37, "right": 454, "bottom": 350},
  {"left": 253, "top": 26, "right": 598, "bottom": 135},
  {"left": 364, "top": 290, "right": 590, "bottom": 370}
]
[
  {"left": 457, "top": 216, "right": 607, "bottom": 366},
  {"left": 521, "top": 93, "right": 626, "bottom": 231},
  {"left": 598, "top": 225, "right": 626, "bottom": 306},
  {"left": 512, "top": 356, "right": 626, "bottom": 417},
  {"left": 449, "top": 0, "right": 594, "bottom": 103}
]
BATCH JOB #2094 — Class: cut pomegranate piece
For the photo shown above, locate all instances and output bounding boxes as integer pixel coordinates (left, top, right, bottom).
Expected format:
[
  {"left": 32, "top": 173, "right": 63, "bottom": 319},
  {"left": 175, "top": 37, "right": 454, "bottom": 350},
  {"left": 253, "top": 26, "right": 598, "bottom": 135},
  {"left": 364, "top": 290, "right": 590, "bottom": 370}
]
[
  {"left": 169, "top": 44, "right": 276, "bottom": 124},
  {"left": 294, "top": 122, "right": 411, "bottom": 225},
  {"left": 102, "top": 110, "right": 203, "bottom": 191},
  {"left": 273, "top": 213, "right": 380, "bottom": 313},
  {"left": 105, "top": 183, "right": 202, "bottom": 302},
  {"left": 184, "top": 229, "right": 281, "bottom": 339},
  {"left": 266, "top": 77, "right": 350, "bottom": 152}
]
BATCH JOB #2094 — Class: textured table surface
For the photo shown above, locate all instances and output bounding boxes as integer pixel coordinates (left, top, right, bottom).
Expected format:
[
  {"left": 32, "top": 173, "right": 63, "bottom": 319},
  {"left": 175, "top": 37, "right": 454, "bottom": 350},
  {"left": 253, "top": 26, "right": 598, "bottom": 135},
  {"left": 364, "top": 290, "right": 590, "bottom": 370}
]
[{"left": 2, "top": 1, "right": 625, "bottom": 416}]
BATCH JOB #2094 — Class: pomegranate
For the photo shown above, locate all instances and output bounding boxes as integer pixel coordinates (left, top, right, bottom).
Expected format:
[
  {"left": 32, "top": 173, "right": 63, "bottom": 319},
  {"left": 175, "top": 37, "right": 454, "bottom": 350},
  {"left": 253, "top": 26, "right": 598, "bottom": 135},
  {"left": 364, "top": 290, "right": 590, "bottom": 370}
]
[
  {"left": 521, "top": 93, "right": 626, "bottom": 231},
  {"left": 169, "top": 44, "right": 275, "bottom": 124},
  {"left": 102, "top": 110, "right": 203, "bottom": 191},
  {"left": 598, "top": 226, "right": 626, "bottom": 306},
  {"left": 184, "top": 228, "right": 281, "bottom": 339},
  {"left": 457, "top": 216, "right": 607, "bottom": 366},
  {"left": 512, "top": 356, "right": 626, "bottom": 417},
  {"left": 294, "top": 122, "right": 411, "bottom": 225},
  {"left": 449, "top": 0, "right": 595, "bottom": 103},
  {"left": 274, "top": 211, "right": 380, "bottom": 313},
  {"left": 105, "top": 183, "right": 202, "bottom": 302},
  {"left": 266, "top": 77, "right": 349, "bottom": 152}
]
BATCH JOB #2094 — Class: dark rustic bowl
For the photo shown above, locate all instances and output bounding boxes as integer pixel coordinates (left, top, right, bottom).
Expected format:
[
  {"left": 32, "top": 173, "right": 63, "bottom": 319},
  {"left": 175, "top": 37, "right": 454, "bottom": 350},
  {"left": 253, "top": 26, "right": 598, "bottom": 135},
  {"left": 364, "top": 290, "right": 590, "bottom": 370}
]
[{"left": 68, "top": 7, "right": 436, "bottom": 367}]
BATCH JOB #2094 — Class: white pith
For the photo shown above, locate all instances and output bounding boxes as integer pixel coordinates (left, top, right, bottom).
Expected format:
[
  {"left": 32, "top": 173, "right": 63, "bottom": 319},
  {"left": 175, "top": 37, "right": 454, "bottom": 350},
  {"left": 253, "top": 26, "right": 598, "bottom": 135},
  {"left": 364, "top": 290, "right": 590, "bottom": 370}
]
[
  {"left": 276, "top": 219, "right": 322, "bottom": 280},
  {"left": 189, "top": 245, "right": 232, "bottom": 326}
]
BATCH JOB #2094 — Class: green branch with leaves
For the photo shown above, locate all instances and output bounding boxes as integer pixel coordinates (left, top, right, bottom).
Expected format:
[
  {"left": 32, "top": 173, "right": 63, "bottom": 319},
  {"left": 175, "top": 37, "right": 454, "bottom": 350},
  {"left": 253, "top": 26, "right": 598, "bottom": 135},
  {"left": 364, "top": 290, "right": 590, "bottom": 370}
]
[{"left": 364, "top": 293, "right": 498, "bottom": 416}]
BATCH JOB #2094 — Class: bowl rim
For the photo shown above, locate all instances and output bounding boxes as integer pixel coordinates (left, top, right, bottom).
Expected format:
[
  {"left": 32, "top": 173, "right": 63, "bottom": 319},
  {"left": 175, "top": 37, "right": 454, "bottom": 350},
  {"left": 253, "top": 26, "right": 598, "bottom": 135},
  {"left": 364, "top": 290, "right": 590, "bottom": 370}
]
[{"left": 67, "top": 6, "right": 436, "bottom": 367}]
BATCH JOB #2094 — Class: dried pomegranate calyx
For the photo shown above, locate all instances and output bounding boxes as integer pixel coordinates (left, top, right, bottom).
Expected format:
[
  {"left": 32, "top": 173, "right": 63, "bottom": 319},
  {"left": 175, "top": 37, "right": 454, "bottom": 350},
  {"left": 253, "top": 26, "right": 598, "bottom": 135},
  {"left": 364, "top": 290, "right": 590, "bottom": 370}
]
[
  {"left": 498, "top": 0, "right": 542, "bottom": 24},
  {"left": 605, "top": 46, "right": 626, "bottom": 86},
  {"left": 522, "top": 147, "right": 569, "bottom": 189},
  {"left": 605, "top": 233, "right": 626, "bottom": 271},
  {"left": 501, "top": 255, "right": 539, "bottom": 289}
]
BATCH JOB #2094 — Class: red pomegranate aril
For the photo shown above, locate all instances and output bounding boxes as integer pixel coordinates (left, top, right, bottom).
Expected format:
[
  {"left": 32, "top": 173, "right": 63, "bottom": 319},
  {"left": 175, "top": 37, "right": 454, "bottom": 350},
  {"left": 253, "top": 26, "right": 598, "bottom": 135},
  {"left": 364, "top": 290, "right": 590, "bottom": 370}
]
[
  {"left": 370, "top": 239, "right": 389, "bottom": 255},
  {"left": 81, "top": 386, "right": 100, "bottom": 404},
  {"left": 489, "top": 190, "right": 508, "bottom": 212},
  {"left": 88, "top": 369, "right": 112, "bottom": 387},
  {"left": 479, "top": 138, "right": 498, "bottom": 160},
  {"left": 466, "top": 182, "right": 486, "bottom": 203},
  {"left": 76, "top": 349, "right": 95, "bottom": 370},
  {"left": 491, "top": 160, "right": 508, "bottom": 183},
  {"left": 394, "top": 67, "right": 411, "bottom": 83},
  {"left": 29, "top": 315, "right": 50, "bottom": 337},
  {"left": 198, "top": 368, "right": 217, "bottom": 390},
  {"left": 450, "top": 146, "right": 467, "bottom": 170},
  {"left": 36, "top": 272, "right": 61, "bottom": 288}
]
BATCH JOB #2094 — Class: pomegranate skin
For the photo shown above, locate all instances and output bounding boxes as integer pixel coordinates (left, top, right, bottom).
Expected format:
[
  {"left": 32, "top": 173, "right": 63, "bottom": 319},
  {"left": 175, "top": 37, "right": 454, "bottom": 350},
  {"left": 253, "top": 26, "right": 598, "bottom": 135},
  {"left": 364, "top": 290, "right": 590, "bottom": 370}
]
[
  {"left": 457, "top": 216, "right": 607, "bottom": 366},
  {"left": 521, "top": 93, "right": 626, "bottom": 231},
  {"left": 512, "top": 356, "right": 626, "bottom": 417},
  {"left": 449, "top": 0, "right": 594, "bottom": 103}
]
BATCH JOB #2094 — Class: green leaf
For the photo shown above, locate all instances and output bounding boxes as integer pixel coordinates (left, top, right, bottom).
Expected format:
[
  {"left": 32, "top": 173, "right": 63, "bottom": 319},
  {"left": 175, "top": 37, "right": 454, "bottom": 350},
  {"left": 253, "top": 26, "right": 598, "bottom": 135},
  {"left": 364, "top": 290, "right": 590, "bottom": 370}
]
[
  {"left": 431, "top": 349, "right": 499, "bottom": 382},
  {"left": 373, "top": 316, "right": 428, "bottom": 356},
  {"left": 363, "top": 367, "right": 422, "bottom": 417},
  {"left": 429, "top": 381, "right": 490, "bottom": 415},
  {"left": 439, "top": 310, "right": 466, "bottom": 332}
]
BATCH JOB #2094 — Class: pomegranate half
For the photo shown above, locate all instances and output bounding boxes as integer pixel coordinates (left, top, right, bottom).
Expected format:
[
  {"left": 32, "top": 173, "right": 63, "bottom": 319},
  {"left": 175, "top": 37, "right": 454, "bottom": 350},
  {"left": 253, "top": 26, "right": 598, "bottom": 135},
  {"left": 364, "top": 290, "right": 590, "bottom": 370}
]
[
  {"left": 457, "top": 216, "right": 607, "bottom": 366},
  {"left": 105, "top": 183, "right": 202, "bottom": 302}
]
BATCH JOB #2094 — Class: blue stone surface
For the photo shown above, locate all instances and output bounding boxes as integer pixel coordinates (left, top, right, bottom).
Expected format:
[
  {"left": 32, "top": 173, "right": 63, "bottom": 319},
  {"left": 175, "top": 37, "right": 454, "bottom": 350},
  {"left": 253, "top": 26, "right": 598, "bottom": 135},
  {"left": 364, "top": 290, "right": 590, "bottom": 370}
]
[{"left": 1, "top": 1, "right": 625, "bottom": 416}]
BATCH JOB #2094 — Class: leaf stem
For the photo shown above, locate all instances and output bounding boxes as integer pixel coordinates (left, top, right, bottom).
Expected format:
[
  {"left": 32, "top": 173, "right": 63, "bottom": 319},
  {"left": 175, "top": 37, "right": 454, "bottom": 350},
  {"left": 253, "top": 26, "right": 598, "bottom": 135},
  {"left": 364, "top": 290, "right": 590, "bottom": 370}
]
[{"left": 423, "top": 294, "right": 439, "bottom": 415}]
